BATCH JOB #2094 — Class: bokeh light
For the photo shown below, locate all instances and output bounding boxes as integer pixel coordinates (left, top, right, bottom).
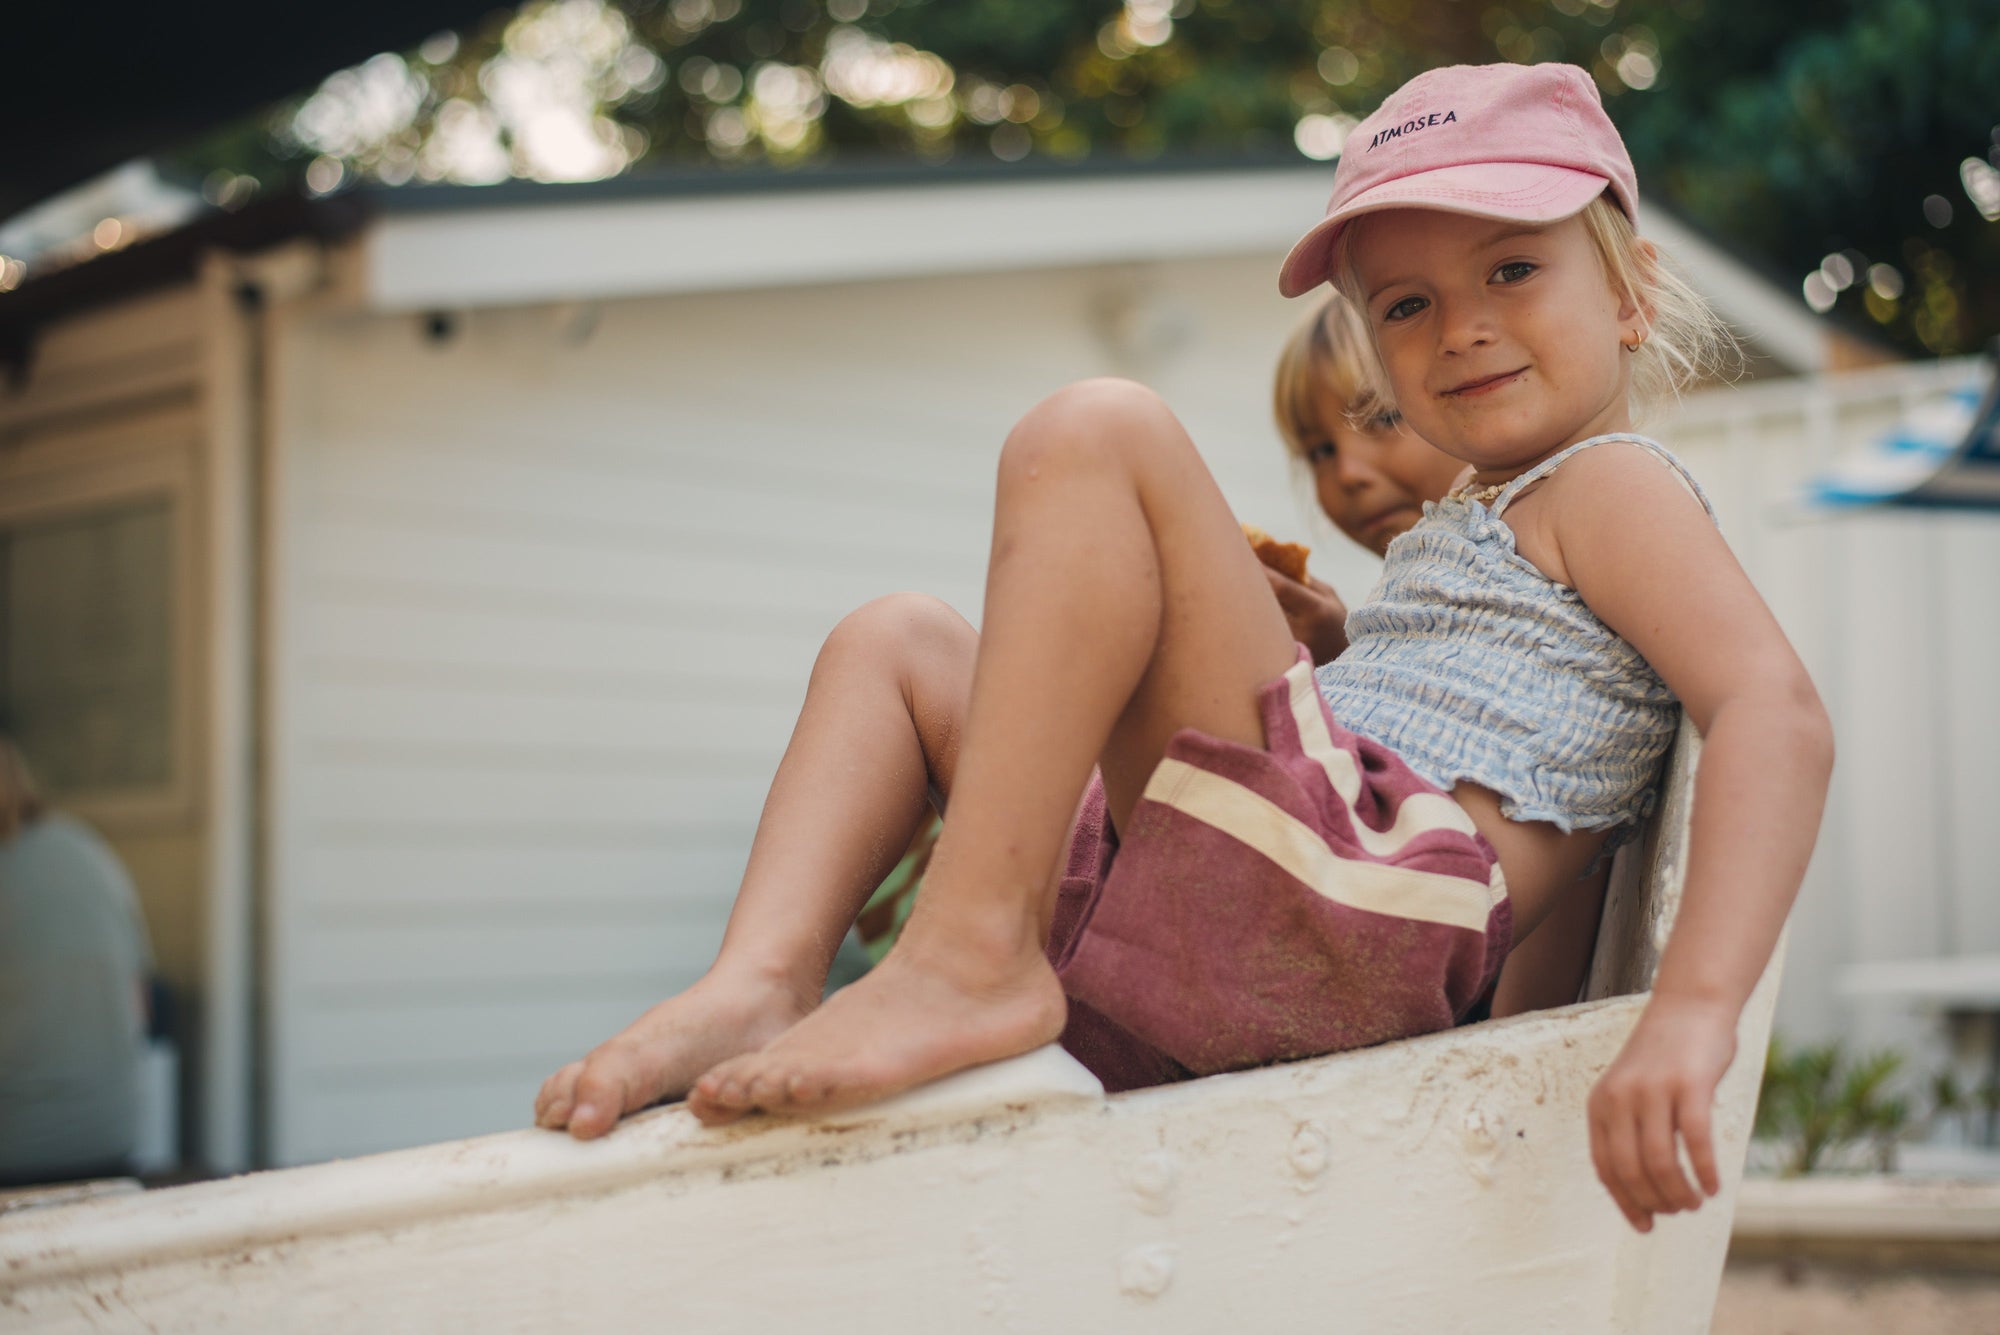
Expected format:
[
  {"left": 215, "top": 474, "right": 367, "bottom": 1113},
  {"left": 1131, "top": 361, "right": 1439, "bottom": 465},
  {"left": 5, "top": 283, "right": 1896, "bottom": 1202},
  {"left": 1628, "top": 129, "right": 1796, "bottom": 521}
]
[
  {"left": 288, "top": 0, "right": 661, "bottom": 185},
  {"left": 1316, "top": 47, "right": 1360, "bottom": 87},
  {"left": 990, "top": 123, "right": 1031, "bottom": 162},
  {"left": 820, "top": 26, "right": 954, "bottom": 109},
  {"left": 305, "top": 155, "right": 345, "bottom": 194},
  {"left": 1868, "top": 264, "right": 1905, "bottom": 301},
  {"left": 1294, "top": 113, "right": 1356, "bottom": 162},
  {"left": 1960, "top": 157, "right": 2000, "bottom": 223}
]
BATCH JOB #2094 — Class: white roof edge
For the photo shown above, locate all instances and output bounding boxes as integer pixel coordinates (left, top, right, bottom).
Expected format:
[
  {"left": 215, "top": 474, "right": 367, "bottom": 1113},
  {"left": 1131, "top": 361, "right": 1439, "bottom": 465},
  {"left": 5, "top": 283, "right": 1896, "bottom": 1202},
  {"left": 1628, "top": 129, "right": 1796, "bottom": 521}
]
[
  {"left": 365, "top": 166, "right": 1337, "bottom": 312},
  {"left": 1638, "top": 200, "right": 1828, "bottom": 374},
  {"left": 363, "top": 172, "right": 1832, "bottom": 377}
]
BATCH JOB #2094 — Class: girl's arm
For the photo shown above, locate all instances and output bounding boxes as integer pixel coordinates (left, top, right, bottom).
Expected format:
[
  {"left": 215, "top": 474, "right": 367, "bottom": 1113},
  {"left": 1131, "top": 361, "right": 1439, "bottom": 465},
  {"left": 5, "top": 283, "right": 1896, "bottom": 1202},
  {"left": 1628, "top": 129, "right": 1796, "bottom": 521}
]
[{"left": 1542, "top": 443, "right": 1835, "bottom": 1233}]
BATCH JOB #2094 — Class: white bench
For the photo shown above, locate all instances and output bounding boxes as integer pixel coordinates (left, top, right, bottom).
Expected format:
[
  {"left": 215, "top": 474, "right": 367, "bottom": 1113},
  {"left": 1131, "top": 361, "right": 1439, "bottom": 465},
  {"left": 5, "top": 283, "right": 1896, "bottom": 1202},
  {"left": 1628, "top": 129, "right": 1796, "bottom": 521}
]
[{"left": 0, "top": 719, "right": 1781, "bottom": 1333}]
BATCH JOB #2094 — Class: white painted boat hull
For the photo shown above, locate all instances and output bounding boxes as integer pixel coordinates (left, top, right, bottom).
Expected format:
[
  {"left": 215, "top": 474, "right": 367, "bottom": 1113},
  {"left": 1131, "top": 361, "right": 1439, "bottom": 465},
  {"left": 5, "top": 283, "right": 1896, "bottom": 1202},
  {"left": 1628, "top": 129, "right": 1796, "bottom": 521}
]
[
  {"left": 2, "top": 722, "right": 1773, "bottom": 1332},
  {"left": 0, "top": 993, "right": 1771, "bottom": 1333}
]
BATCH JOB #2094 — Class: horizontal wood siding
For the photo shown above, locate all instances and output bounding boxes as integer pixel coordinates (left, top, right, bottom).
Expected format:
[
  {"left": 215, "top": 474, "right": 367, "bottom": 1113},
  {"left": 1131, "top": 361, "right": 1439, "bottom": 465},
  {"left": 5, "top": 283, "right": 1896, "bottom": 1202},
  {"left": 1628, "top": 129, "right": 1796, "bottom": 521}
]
[{"left": 266, "top": 255, "right": 1326, "bottom": 1163}]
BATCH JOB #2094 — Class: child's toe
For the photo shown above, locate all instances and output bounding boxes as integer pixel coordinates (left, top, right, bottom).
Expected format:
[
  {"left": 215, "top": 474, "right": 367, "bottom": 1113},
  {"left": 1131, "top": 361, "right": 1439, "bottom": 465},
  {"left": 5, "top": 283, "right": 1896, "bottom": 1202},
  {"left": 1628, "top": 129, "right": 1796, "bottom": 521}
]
[
  {"left": 689, "top": 1093, "right": 745, "bottom": 1127},
  {"left": 701, "top": 1061, "right": 754, "bottom": 1108},
  {"left": 788, "top": 1070, "right": 836, "bottom": 1105},
  {"left": 743, "top": 1067, "right": 787, "bottom": 1110},
  {"left": 534, "top": 1061, "right": 584, "bottom": 1127},
  {"left": 566, "top": 1068, "right": 632, "bottom": 1139}
]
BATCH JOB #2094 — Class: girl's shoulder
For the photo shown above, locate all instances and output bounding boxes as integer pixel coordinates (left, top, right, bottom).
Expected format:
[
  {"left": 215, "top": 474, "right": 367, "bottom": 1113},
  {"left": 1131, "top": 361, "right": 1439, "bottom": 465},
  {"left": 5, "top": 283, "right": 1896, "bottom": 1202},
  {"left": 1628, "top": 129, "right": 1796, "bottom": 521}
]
[
  {"left": 1506, "top": 434, "right": 1712, "bottom": 523},
  {"left": 1491, "top": 436, "right": 1716, "bottom": 595}
]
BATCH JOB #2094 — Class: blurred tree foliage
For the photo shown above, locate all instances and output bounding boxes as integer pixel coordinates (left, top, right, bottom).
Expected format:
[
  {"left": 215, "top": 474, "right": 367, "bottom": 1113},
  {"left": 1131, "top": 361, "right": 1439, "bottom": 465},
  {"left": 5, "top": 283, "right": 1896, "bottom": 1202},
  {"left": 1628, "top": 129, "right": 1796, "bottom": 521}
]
[{"left": 176, "top": 0, "right": 2000, "bottom": 356}]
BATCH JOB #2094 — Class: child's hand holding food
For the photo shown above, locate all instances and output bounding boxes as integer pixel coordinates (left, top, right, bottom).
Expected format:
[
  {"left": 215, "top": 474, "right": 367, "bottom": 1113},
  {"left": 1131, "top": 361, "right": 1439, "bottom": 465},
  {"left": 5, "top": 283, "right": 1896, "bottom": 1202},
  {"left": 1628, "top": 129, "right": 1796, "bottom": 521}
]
[{"left": 1244, "top": 524, "right": 1350, "bottom": 666}]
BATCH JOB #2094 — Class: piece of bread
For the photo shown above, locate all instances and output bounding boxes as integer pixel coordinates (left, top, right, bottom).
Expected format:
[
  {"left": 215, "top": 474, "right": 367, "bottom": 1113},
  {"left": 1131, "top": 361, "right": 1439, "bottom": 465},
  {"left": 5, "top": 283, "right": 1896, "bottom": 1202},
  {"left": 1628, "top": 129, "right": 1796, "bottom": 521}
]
[{"left": 1242, "top": 523, "right": 1311, "bottom": 584}]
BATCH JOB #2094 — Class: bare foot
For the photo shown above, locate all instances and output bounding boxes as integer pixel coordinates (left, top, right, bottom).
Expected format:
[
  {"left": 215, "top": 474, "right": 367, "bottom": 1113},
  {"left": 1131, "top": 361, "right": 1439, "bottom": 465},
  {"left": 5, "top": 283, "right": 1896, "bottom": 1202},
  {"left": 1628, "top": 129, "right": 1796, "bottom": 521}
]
[
  {"left": 686, "top": 934, "right": 1066, "bottom": 1126},
  {"left": 534, "top": 972, "right": 814, "bottom": 1139}
]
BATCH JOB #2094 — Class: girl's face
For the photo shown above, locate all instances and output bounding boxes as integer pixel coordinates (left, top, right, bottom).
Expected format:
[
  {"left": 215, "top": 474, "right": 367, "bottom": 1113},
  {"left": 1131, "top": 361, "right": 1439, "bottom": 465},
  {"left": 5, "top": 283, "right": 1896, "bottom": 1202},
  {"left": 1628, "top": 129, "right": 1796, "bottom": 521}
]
[
  {"left": 1303, "top": 380, "right": 1468, "bottom": 557},
  {"left": 1349, "top": 209, "right": 1642, "bottom": 474}
]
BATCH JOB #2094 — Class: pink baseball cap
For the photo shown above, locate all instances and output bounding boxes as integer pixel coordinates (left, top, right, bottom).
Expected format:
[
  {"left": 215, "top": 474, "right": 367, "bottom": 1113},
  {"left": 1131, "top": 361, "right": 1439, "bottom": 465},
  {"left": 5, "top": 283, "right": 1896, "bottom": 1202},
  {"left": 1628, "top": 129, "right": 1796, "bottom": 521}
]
[{"left": 1278, "top": 62, "right": 1638, "bottom": 298}]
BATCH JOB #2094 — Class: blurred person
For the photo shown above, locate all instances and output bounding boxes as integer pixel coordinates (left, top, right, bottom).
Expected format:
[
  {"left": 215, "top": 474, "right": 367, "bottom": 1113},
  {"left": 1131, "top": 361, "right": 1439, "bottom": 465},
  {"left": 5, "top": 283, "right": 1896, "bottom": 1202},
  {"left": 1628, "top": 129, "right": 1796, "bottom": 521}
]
[
  {"left": 0, "top": 737, "right": 154, "bottom": 1186},
  {"left": 1262, "top": 291, "right": 1466, "bottom": 665}
]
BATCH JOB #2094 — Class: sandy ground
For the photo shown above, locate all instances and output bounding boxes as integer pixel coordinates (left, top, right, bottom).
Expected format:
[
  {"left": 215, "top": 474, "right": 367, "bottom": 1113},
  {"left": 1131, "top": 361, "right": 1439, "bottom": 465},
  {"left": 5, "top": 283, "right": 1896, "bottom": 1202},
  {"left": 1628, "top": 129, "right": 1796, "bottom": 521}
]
[{"left": 1714, "top": 1260, "right": 2000, "bottom": 1334}]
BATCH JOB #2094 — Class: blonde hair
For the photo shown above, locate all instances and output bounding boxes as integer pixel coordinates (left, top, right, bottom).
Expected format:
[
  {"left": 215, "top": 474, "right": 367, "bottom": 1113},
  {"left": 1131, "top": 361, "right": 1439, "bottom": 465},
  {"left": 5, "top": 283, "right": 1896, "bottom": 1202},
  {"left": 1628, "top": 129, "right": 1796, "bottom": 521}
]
[
  {"left": 1330, "top": 193, "right": 1740, "bottom": 418},
  {"left": 0, "top": 737, "right": 45, "bottom": 844},
  {"left": 1272, "top": 293, "right": 1395, "bottom": 460}
]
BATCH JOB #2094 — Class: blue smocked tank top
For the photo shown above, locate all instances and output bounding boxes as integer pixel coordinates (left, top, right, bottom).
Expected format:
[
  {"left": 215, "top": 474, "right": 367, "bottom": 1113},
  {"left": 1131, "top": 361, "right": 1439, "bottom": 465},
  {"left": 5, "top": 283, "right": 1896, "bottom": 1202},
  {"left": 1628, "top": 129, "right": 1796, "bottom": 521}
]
[{"left": 1314, "top": 433, "right": 1713, "bottom": 837}]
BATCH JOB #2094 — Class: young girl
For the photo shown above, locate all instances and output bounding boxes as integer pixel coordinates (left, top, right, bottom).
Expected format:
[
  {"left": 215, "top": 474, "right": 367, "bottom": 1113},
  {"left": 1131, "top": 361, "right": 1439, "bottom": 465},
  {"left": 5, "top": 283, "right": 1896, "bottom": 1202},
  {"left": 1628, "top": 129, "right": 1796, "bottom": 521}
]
[
  {"left": 537, "top": 61, "right": 1832, "bottom": 1235},
  {"left": 1271, "top": 295, "right": 1612, "bottom": 1022}
]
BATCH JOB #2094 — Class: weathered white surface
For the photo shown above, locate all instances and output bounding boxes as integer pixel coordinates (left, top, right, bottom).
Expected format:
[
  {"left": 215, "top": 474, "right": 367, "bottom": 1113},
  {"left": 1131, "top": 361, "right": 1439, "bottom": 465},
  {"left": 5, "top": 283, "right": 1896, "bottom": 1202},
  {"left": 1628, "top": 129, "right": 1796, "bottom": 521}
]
[{"left": 0, "top": 985, "right": 1771, "bottom": 1334}]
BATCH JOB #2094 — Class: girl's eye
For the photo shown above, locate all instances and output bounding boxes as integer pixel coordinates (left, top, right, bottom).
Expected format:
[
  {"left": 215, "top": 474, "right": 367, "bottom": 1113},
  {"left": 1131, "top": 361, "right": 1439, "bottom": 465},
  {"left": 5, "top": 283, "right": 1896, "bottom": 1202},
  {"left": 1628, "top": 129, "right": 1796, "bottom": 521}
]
[
  {"left": 1382, "top": 295, "right": 1427, "bottom": 322},
  {"left": 1305, "top": 441, "right": 1337, "bottom": 465},
  {"left": 1493, "top": 261, "right": 1536, "bottom": 284},
  {"left": 1368, "top": 410, "right": 1403, "bottom": 432}
]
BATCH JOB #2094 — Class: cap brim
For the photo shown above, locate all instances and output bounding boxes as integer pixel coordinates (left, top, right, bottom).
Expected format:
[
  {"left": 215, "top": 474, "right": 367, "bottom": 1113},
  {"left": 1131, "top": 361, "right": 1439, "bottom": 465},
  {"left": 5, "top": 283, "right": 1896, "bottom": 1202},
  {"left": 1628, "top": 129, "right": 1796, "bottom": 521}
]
[{"left": 1278, "top": 163, "right": 1612, "bottom": 298}]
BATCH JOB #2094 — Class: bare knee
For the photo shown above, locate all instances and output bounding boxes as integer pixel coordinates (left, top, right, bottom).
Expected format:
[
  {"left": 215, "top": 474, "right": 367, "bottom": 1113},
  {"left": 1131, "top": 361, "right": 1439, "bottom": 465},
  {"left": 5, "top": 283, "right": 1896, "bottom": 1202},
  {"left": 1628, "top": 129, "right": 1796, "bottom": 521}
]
[
  {"left": 817, "top": 594, "right": 975, "bottom": 800},
  {"left": 818, "top": 592, "right": 975, "bottom": 681},
  {"left": 999, "top": 378, "right": 1183, "bottom": 483}
]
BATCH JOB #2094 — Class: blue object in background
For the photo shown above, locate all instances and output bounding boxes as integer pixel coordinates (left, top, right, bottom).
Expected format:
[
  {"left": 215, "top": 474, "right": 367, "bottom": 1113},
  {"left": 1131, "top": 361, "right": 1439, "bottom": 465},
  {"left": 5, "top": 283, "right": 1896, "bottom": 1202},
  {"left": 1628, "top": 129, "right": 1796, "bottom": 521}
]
[{"left": 1805, "top": 358, "right": 2000, "bottom": 512}]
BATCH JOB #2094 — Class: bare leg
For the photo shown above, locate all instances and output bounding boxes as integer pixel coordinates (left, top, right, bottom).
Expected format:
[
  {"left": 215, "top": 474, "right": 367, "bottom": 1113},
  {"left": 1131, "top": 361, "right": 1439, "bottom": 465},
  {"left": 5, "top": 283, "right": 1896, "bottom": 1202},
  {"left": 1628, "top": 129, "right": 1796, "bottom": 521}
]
[
  {"left": 1491, "top": 862, "right": 1610, "bottom": 1018},
  {"left": 534, "top": 593, "right": 978, "bottom": 1138},
  {"left": 690, "top": 379, "right": 1297, "bottom": 1124}
]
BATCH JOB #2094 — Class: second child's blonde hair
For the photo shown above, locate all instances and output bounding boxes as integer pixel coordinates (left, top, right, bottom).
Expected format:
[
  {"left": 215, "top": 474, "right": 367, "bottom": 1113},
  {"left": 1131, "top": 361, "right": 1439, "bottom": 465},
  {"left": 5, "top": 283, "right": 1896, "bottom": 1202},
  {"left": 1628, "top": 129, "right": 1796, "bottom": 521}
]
[
  {"left": 1330, "top": 194, "right": 1739, "bottom": 419},
  {"left": 1272, "top": 295, "right": 1395, "bottom": 460}
]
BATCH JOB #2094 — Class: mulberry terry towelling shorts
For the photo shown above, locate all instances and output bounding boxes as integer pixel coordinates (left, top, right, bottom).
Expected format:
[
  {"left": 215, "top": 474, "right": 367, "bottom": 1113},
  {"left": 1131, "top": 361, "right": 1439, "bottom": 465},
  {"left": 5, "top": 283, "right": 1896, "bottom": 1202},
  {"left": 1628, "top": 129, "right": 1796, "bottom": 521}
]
[{"left": 1046, "top": 645, "right": 1512, "bottom": 1093}]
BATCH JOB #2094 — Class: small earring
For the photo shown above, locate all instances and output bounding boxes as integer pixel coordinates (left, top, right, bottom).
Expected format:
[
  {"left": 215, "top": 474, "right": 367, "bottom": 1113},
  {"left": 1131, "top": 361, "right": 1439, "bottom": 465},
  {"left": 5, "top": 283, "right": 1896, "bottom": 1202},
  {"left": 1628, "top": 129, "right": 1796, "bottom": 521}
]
[{"left": 1622, "top": 331, "right": 1646, "bottom": 353}]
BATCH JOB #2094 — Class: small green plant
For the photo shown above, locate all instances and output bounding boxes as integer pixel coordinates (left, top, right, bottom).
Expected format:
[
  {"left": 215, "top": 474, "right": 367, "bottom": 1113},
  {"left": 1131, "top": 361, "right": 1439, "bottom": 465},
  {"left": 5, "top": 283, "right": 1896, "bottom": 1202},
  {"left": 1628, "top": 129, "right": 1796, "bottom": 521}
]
[{"left": 1753, "top": 1038, "right": 1910, "bottom": 1175}]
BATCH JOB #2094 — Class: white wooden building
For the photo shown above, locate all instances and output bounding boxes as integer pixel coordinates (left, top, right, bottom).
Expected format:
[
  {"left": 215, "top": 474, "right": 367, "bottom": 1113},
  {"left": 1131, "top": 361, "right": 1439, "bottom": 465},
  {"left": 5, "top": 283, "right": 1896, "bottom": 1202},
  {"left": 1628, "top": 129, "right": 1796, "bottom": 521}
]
[{"left": 0, "top": 159, "right": 1982, "bottom": 1173}]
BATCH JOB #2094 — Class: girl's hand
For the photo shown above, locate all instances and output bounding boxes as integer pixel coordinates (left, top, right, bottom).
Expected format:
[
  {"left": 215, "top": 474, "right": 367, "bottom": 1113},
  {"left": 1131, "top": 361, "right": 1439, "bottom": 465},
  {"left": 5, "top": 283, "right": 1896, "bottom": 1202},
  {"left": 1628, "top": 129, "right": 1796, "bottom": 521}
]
[
  {"left": 1587, "top": 993, "right": 1738, "bottom": 1232},
  {"left": 1264, "top": 566, "right": 1349, "bottom": 666}
]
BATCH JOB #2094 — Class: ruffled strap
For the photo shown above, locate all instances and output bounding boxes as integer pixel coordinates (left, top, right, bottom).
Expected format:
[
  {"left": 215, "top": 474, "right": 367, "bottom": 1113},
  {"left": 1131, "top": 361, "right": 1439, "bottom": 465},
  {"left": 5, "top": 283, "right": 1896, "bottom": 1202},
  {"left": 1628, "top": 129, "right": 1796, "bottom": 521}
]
[{"left": 1490, "top": 433, "right": 1716, "bottom": 521}]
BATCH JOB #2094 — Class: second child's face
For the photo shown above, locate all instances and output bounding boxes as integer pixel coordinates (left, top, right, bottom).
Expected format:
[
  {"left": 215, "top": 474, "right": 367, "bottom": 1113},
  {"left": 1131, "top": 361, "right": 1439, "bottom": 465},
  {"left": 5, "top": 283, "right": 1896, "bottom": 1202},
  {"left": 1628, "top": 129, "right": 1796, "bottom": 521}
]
[
  {"left": 1349, "top": 209, "right": 1639, "bottom": 474},
  {"left": 1304, "top": 379, "right": 1468, "bottom": 557}
]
